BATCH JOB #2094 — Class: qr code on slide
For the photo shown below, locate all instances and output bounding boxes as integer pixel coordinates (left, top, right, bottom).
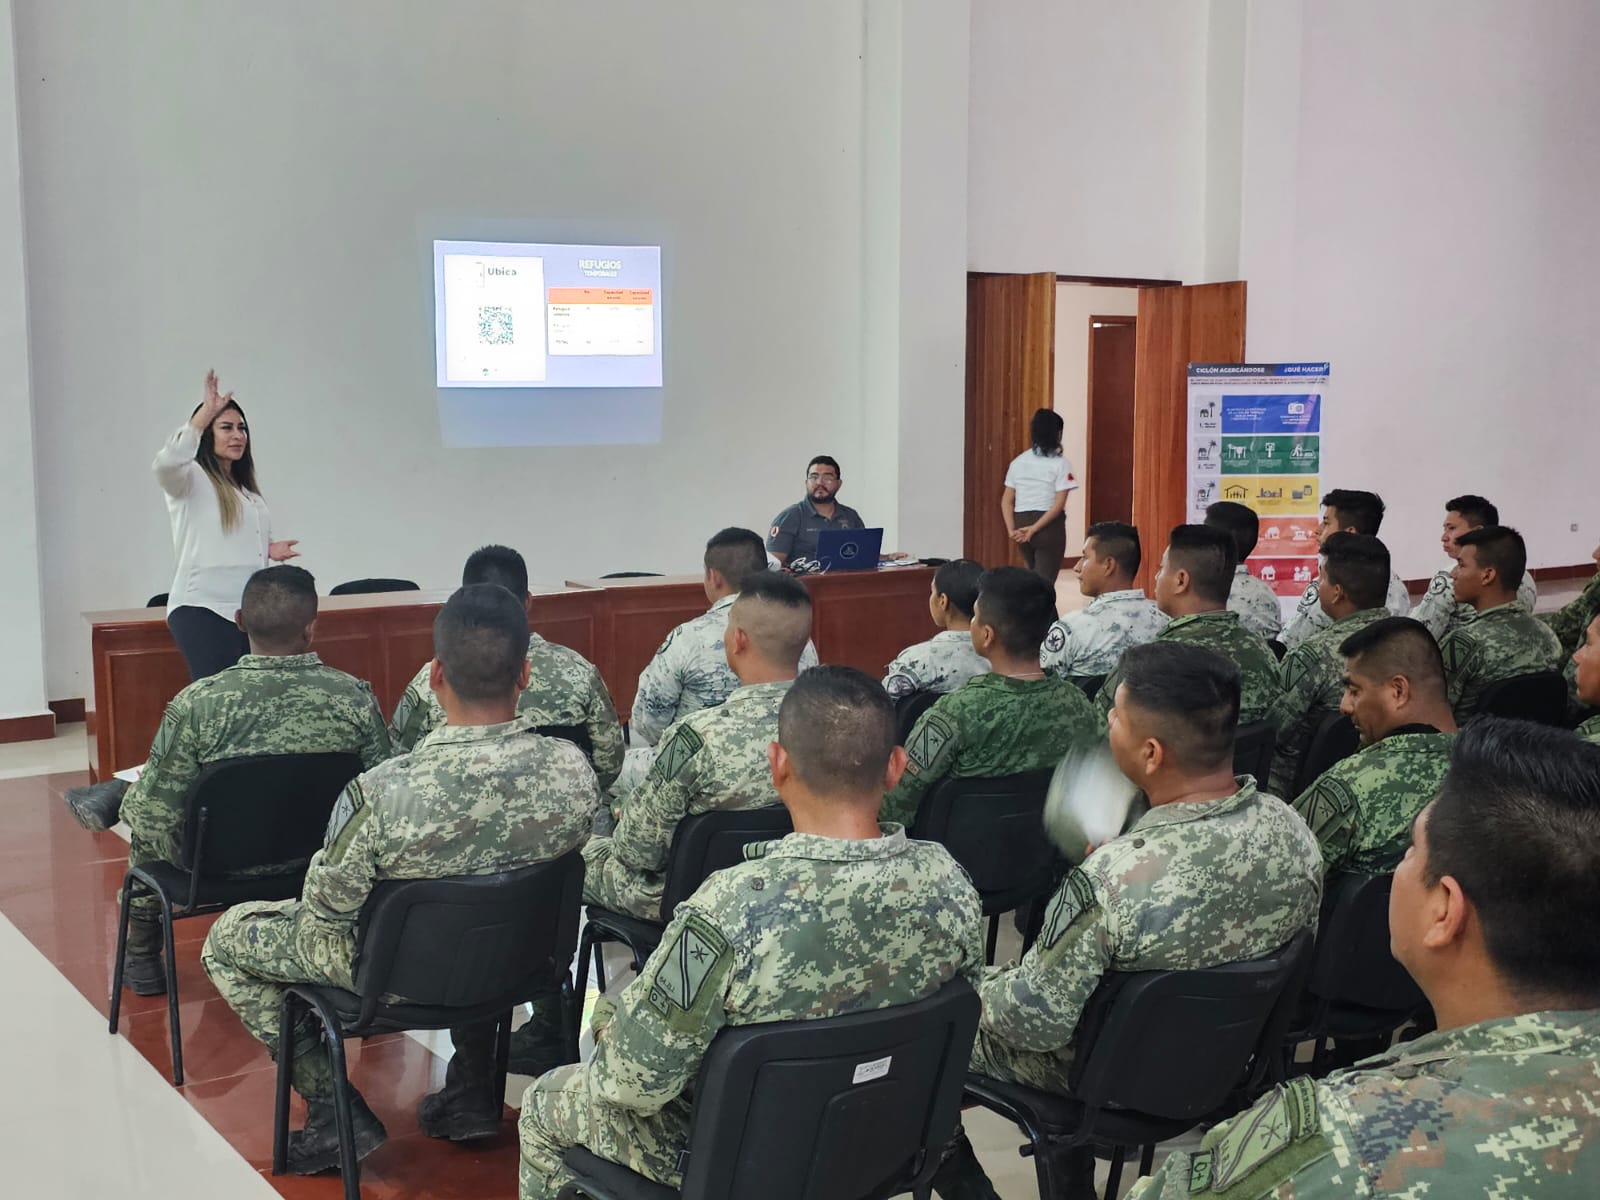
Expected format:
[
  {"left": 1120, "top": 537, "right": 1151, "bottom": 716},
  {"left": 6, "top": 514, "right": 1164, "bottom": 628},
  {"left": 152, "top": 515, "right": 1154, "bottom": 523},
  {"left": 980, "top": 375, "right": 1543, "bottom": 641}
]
[{"left": 477, "top": 306, "right": 514, "bottom": 345}]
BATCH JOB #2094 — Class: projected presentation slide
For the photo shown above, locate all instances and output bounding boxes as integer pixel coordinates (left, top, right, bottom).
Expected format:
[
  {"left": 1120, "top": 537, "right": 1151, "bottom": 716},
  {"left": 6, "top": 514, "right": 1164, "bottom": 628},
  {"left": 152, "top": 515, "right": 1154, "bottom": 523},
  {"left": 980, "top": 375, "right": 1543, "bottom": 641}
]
[{"left": 433, "top": 241, "right": 663, "bottom": 388}]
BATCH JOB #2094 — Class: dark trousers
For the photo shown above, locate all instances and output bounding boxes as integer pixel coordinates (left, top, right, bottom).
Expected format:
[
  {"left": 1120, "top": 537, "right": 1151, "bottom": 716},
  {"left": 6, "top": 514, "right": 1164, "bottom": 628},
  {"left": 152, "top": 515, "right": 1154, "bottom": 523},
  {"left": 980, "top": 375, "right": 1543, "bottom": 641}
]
[
  {"left": 1015, "top": 510, "right": 1067, "bottom": 583},
  {"left": 167, "top": 605, "right": 250, "bottom": 682}
]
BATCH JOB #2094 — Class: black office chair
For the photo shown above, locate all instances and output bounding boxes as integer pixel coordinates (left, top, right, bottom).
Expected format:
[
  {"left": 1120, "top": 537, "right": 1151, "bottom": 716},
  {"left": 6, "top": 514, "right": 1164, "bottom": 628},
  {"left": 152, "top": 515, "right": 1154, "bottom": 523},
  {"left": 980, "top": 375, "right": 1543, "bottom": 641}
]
[
  {"left": 1284, "top": 872, "right": 1427, "bottom": 1075},
  {"left": 600, "top": 572, "right": 663, "bottom": 579},
  {"left": 273, "top": 853, "right": 585, "bottom": 1200},
  {"left": 556, "top": 978, "right": 981, "bottom": 1200},
  {"left": 893, "top": 690, "right": 941, "bottom": 745},
  {"left": 1476, "top": 671, "right": 1569, "bottom": 727},
  {"left": 964, "top": 930, "right": 1313, "bottom": 1200},
  {"left": 537, "top": 723, "right": 597, "bottom": 768},
  {"left": 146, "top": 592, "right": 169, "bottom": 608},
  {"left": 574, "top": 807, "right": 794, "bottom": 1017},
  {"left": 1291, "top": 709, "right": 1361, "bottom": 796},
  {"left": 1232, "top": 720, "right": 1277, "bottom": 784},
  {"left": 109, "top": 752, "right": 364, "bottom": 1084},
  {"left": 1267, "top": 639, "right": 1288, "bottom": 661},
  {"left": 328, "top": 578, "right": 420, "bottom": 596},
  {"left": 1069, "top": 673, "right": 1107, "bottom": 698},
  {"left": 911, "top": 769, "right": 1058, "bottom": 964}
]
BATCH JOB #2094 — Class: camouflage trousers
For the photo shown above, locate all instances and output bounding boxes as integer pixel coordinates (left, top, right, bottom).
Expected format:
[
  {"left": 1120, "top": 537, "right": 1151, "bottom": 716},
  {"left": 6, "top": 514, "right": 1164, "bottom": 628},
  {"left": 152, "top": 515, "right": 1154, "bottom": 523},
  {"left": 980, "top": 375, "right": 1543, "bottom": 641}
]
[
  {"left": 580, "top": 837, "right": 665, "bottom": 923},
  {"left": 968, "top": 1028, "right": 1076, "bottom": 1094},
  {"left": 518, "top": 1063, "right": 691, "bottom": 1200},
  {"left": 201, "top": 899, "right": 356, "bottom": 1101}
]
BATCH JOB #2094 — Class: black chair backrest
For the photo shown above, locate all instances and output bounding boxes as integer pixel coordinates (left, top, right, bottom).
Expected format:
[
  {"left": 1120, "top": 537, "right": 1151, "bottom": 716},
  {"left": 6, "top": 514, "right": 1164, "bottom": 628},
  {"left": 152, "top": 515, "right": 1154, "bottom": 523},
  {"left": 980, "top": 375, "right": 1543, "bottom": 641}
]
[
  {"left": 351, "top": 851, "right": 584, "bottom": 1018},
  {"left": 679, "top": 978, "right": 981, "bottom": 1200},
  {"left": 1071, "top": 673, "right": 1107, "bottom": 698},
  {"left": 660, "top": 807, "right": 795, "bottom": 918},
  {"left": 1267, "top": 639, "right": 1287, "bottom": 661},
  {"left": 535, "top": 723, "right": 595, "bottom": 762},
  {"left": 180, "top": 752, "right": 365, "bottom": 875},
  {"left": 146, "top": 592, "right": 170, "bottom": 608},
  {"left": 600, "top": 571, "right": 663, "bottom": 579},
  {"left": 911, "top": 770, "right": 1057, "bottom": 913},
  {"left": 1067, "top": 930, "right": 1312, "bottom": 1120},
  {"left": 893, "top": 690, "right": 941, "bottom": 745},
  {"left": 1292, "top": 709, "right": 1361, "bottom": 795},
  {"left": 1232, "top": 721, "right": 1277, "bottom": 787},
  {"left": 1308, "top": 872, "right": 1426, "bottom": 1013},
  {"left": 1477, "top": 671, "right": 1568, "bottom": 727},
  {"left": 329, "top": 578, "right": 420, "bottom": 596}
]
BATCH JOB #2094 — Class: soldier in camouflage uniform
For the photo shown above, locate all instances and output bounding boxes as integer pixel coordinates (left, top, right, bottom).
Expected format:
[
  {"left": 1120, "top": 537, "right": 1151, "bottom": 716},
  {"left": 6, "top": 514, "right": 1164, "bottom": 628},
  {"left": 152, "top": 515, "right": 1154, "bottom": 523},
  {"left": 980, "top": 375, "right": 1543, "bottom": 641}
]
[
  {"left": 1267, "top": 534, "right": 1392, "bottom": 796},
  {"left": 202, "top": 586, "right": 599, "bottom": 1174},
  {"left": 1206, "top": 500, "right": 1284, "bottom": 641},
  {"left": 935, "top": 643, "right": 1321, "bottom": 1199},
  {"left": 885, "top": 568, "right": 1104, "bottom": 829},
  {"left": 1571, "top": 614, "right": 1600, "bottom": 744},
  {"left": 518, "top": 666, "right": 985, "bottom": 1200},
  {"left": 1132, "top": 719, "right": 1600, "bottom": 1199},
  {"left": 883, "top": 558, "right": 990, "bottom": 698},
  {"left": 1410, "top": 494, "right": 1537, "bottom": 639},
  {"left": 583, "top": 572, "right": 812, "bottom": 921},
  {"left": 620, "top": 532, "right": 818, "bottom": 796},
  {"left": 1439, "top": 526, "right": 1563, "bottom": 720},
  {"left": 1539, "top": 546, "right": 1600, "bottom": 718},
  {"left": 1094, "top": 526, "right": 1284, "bottom": 725},
  {"left": 1040, "top": 522, "right": 1167, "bottom": 683},
  {"left": 1282, "top": 489, "right": 1412, "bottom": 649},
  {"left": 68, "top": 567, "right": 390, "bottom": 996},
  {"left": 388, "top": 545, "right": 623, "bottom": 790},
  {"left": 1291, "top": 616, "right": 1456, "bottom": 875}
]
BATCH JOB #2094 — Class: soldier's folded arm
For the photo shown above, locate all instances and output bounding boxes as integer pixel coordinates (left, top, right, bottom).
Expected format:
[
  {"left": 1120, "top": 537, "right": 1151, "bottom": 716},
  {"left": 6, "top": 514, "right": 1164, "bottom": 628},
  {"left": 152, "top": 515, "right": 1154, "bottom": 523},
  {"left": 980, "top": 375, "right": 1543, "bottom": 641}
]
[
  {"left": 355, "top": 686, "right": 391, "bottom": 770},
  {"left": 978, "top": 885, "right": 1112, "bottom": 1052},
  {"left": 300, "top": 780, "right": 381, "bottom": 924},
  {"left": 629, "top": 641, "right": 683, "bottom": 747},
  {"left": 121, "top": 693, "right": 203, "bottom": 845},
  {"left": 1292, "top": 774, "right": 1354, "bottom": 874},
  {"left": 879, "top": 708, "right": 962, "bottom": 829},
  {"left": 610, "top": 746, "right": 699, "bottom": 873},
  {"left": 586, "top": 669, "right": 626, "bottom": 790},
  {"left": 386, "top": 675, "right": 428, "bottom": 755}
]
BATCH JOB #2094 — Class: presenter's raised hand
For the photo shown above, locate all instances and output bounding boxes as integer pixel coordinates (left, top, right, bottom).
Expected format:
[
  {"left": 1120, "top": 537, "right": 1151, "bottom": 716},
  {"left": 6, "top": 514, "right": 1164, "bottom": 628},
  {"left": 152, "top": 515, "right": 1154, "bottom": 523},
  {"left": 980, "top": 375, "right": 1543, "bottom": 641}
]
[
  {"left": 269, "top": 540, "right": 301, "bottom": 562},
  {"left": 190, "top": 369, "right": 234, "bottom": 432}
]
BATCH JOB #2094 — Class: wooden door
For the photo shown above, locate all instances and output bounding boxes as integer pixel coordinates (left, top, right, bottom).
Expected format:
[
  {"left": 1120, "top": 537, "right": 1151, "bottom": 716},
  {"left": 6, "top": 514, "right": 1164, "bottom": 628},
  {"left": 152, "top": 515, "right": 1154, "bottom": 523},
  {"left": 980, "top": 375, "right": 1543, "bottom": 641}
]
[
  {"left": 1131, "top": 282, "right": 1247, "bottom": 591},
  {"left": 963, "top": 272, "right": 1057, "bottom": 567},
  {"left": 1086, "top": 316, "right": 1137, "bottom": 525}
]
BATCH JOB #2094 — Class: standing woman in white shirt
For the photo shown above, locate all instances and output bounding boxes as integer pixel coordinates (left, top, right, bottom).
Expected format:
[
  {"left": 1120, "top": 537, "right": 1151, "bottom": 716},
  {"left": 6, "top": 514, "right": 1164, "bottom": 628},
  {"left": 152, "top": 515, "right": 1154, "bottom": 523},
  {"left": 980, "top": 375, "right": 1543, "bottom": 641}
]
[
  {"left": 1001, "top": 408, "right": 1078, "bottom": 583},
  {"left": 153, "top": 370, "right": 300, "bottom": 680}
]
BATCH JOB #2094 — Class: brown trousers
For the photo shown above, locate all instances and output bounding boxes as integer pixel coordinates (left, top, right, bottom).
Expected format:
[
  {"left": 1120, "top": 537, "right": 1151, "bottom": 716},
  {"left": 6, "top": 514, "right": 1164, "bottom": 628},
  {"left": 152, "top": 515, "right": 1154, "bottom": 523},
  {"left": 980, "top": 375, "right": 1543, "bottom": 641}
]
[{"left": 1015, "top": 510, "right": 1067, "bottom": 583}]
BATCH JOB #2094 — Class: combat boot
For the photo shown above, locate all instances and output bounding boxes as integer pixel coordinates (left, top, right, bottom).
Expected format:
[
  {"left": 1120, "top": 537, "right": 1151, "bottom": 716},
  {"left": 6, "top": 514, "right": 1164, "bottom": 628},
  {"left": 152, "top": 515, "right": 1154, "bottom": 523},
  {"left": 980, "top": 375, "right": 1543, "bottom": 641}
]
[
  {"left": 65, "top": 779, "right": 128, "bottom": 831},
  {"left": 284, "top": 1092, "right": 387, "bottom": 1175}
]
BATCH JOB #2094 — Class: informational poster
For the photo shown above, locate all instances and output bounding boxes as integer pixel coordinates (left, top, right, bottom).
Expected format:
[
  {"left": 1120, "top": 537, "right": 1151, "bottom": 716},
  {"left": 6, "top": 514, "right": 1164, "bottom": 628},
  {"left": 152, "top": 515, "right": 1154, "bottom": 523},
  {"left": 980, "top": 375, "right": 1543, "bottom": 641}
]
[{"left": 1188, "top": 363, "right": 1329, "bottom": 603}]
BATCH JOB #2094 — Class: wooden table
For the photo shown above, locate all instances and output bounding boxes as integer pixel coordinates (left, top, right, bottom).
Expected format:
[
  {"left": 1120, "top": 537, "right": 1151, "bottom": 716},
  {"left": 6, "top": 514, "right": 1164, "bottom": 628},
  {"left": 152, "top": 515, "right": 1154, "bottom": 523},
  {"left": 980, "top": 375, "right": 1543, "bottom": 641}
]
[
  {"left": 567, "top": 566, "right": 938, "bottom": 719},
  {"left": 84, "top": 586, "right": 599, "bottom": 781}
]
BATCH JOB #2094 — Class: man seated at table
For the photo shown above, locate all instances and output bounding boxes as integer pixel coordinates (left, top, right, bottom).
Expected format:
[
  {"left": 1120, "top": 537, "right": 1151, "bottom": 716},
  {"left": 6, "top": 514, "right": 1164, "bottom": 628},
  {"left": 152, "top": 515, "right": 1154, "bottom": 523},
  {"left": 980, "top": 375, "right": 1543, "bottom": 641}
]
[
  {"left": 202, "top": 585, "right": 600, "bottom": 1170},
  {"left": 65, "top": 566, "right": 390, "bottom": 995},
  {"left": 766, "top": 454, "right": 866, "bottom": 567},
  {"left": 581, "top": 572, "right": 811, "bottom": 921},
  {"left": 1292, "top": 616, "right": 1457, "bottom": 876},
  {"left": 1095, "top": 525, "right": 1284, "bottom": 725},
  {"left": 389, "top": 544, "right": 624, "bottom": 791},
  {"left": 1440, "top": 525, "right": 1563, "bottom": 721},
  {"left": 516, "top": 666, "right": 985, "bottom": 1199},
  {"left": 882, "top": 567, "right": 1103, "bottom": 830},
  {"left": 935, "top": 644, "right": 1321, "bottom": 1200},
  {"left": 1134, "top": 719, "right": 1600, "bottom": 1199},
  {"left": 883, "top": 557, "right": 990, "bottom": 699},
  {"left": 1040, "top": 521, "right": 1167, "bottom": 685},
  {"left": 1205, "top": 500, "right": 1284, "bottom": 642}
]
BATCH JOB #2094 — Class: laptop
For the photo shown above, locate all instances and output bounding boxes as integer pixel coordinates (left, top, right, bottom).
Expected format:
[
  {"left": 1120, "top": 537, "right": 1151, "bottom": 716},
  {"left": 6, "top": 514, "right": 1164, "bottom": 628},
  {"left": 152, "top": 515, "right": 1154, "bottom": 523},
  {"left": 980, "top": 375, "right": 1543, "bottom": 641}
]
[{"left": 813, "top": 527, "right": 884, "bottom": 572}]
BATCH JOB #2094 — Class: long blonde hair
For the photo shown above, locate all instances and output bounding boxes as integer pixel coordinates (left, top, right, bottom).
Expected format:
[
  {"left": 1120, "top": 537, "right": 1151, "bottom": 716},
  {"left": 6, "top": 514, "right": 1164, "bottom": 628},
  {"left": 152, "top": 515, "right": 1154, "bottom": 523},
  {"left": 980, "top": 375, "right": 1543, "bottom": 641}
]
[{"left": 191, "top": 399, "right": 261, "bottom": 532}]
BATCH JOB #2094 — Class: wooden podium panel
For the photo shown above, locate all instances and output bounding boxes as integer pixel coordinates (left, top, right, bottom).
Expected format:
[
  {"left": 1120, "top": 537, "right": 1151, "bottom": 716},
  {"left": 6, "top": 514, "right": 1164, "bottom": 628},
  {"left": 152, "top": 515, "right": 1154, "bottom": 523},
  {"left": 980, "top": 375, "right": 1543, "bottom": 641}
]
[
  {"left": 85, "top": 586, "right": 599, "bottom": 781},
  {"left": 565, "top": 576, "right": 708, "bottom": 721}
]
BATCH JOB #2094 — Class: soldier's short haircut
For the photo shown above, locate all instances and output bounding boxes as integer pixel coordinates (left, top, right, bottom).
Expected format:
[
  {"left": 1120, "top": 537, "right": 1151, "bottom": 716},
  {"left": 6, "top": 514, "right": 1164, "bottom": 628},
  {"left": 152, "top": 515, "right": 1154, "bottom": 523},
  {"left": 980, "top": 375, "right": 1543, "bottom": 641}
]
[
  {"left": 241, "top": 565, "right": 319, "bottom": 646},
  {"left": 433, "top": 584, "right": 530, "bottom": 702},
  {"left": 1204, "top": 501, "right": 1260, "bottom": 560},
  {"left": 1087, "top": 521, "right": 1143, "bottom": 578},
  {"left": 703, "top": 527, "right": 768, "bottom": 591},
  {"left": 1339, "top": 616, "right": 1446, "bottom": 697},
  {"left": 1322, "top": 488, "right": 1386, "bottom": 536},
  {"left": 778, "top": 666, "right": 896, "bottom": 796},
  {"left": 1426, "top": 719, "right": 1600, "bottom": 1005},
  {"left": 1118, "top": 642, "right": 1240, "bottom": 771},
  {"left": 730, "top": 571, "right": 813, "bottom": 666},
  {"left": 1320, "top": 532, "right": 1391, "bottom": 611},
  {"left": 1455, "top": 525, "right": 1528, "bottom": 591},
  {"left": 975, "top": 567, "right": 1059, "bottom": 657},
  {"left": 1165, "top": 525, "right": 1237, "bottom": 605},
  {"left": 463, "top": 544, "right": 529, "bottom": 599},
  {"left": 1446, "top": 494, "right": 1499, "bottom": 528},
  {"left": 932, "top": 558, "right": 985, "bottom": 618}
]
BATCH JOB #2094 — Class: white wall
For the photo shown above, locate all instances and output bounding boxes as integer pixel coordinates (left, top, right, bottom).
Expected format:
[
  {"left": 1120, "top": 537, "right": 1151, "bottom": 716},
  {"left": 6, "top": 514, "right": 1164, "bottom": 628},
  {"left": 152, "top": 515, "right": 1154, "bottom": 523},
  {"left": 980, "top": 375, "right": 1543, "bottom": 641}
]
[
  {"left": 16, "top": 1, "right": 971, "bottom": 700},
  {"left": 1052, "top": 284, "right": 1139, "bottom": 552},
  {"left": 1239, "top": 0, "right": 1600, "bottom": 578}
]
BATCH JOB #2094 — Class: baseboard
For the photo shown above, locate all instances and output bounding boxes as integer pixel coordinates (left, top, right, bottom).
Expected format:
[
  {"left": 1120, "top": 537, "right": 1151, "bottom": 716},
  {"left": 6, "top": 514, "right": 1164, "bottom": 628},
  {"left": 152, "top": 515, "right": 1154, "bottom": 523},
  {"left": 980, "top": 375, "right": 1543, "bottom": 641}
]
[
  {"left": 48, "top": 698, "right": 86, "bottom": 724},
  {"left": 0, "top": 712, "right": 55, "bottom": 744}
]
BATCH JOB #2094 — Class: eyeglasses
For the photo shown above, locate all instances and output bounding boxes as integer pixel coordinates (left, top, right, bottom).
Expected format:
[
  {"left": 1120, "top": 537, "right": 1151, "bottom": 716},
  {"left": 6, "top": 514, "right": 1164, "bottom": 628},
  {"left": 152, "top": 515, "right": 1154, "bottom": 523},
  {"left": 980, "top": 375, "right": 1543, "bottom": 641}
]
[{"left": 806, "top": 472, "right": 838, "bottom": 482}]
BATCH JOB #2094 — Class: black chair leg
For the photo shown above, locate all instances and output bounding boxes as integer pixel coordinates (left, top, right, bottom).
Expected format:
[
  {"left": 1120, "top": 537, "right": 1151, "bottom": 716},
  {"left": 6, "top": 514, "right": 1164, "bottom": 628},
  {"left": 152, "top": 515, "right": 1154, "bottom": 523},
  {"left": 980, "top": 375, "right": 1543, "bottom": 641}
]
[
  {"left": 108, "top": 872, "right": 137, "bottom": 1033},
  {"left": 1105, "top": 1146, "right": 1126, "bottom": 1200},
  {"left": 494, "top": 1011, "right": 513, "bottom": 1108},
  {"left": 985, "top": 914, "right": 1000, "bottom": 965},
  {"left": 573, "top": 922, "right": 598, "bottom": 1033},
  {"left": 322, "top": 1015, "right": 360, "bottom": 1200},
  {"left": 271, "top": 991, "right": 297, "bottom": 1176},
  {"left": 1138, "top": 1142, "right": 1156, "bottom": 1178},
  {"left": 158, "top": 887, "right": 182, "bottom": 1085},
  {"left": 560, "top": 976, "right": 579, "bottom": 1063}
]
